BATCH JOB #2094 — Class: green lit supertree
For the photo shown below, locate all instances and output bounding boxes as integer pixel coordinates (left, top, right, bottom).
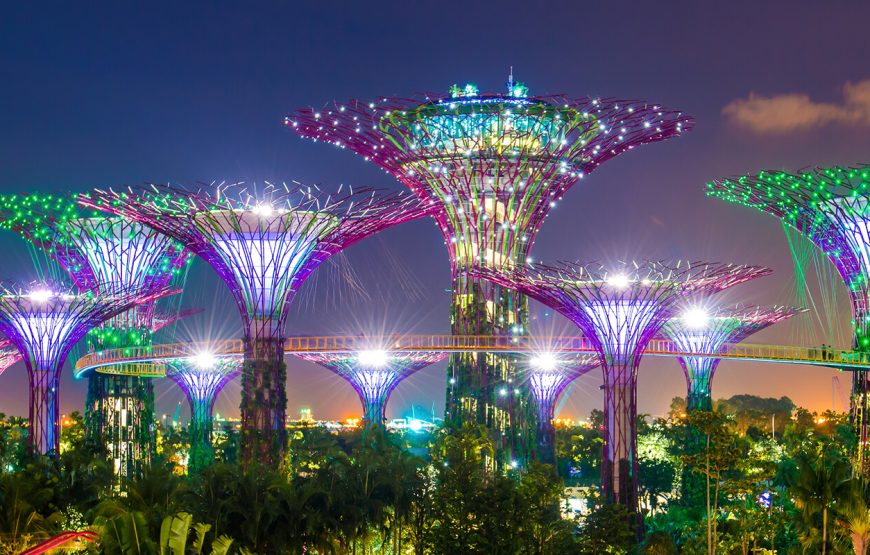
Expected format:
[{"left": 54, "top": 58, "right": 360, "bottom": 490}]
[
  {"left": 286, "top": 76, "right": 693, "bottom": 468},
  {"left": 707, "top": 165, "right": 870, "bottom": 467},
  {"left": 0, "top": 193, "right": 189, "bottom": 479}
]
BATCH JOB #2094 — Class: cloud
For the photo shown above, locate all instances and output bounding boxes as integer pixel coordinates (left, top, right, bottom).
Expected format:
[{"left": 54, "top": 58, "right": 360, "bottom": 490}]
[{"left": 722, "top": 79, "right": 870, "bottom": 133}]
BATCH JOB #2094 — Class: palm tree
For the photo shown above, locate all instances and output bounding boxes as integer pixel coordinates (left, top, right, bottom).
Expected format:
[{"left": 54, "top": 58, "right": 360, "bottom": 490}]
[
  {"left": 788, "top": 452, "right": 852, "bottom": 555},
  {"left": 840, "top": 478, "right": 870, "bottom": 555}
]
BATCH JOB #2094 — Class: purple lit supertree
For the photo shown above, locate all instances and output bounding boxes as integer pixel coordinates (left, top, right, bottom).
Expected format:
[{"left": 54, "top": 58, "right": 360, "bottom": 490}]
[
  {"left": 0, "top": 193, "right": 189, "bottom": 478},
  {"left": 706, "top": 165, "right": 870, "bottom": 466},
  {"left": 661, "top": 305, "right": 803, "bottom": 411},
  {"left": 285, "top": 76, "right": 693, "bottom": 467},
  {"left": 0, "top": 284, "right": 158, "bottom": 454},
  {"left": 165, "top": 353, "right": 241, "bottom": 474},
  {"left": 79, "top": 183, "right": 429, "bottom": 465},
  {"left": 471, "top": 260, "right": 769, "bottom": 521},
  {"left": 526, "top": 352, "right": 599, "bottom": 465},
  {"left": 295, "top": 350, "right": 448, "bottom": 426}
]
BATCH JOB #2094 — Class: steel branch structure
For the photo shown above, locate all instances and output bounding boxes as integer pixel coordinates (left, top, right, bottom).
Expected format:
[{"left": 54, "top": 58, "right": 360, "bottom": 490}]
[
  {"left": 0, "top": 338, "right": 23, "bottom": 376},
  {"left": 295, "top": 350, "right": 447, "bottom": 426},
  {"left": 165, "top": 355, "right": 241, "bottom": 474},
  {"left": 79, "top": 182, "right": 429, "bottom": 465},
  {"left": 661, "top": 305, "right": 802, "bottom": 411},
  {"left": 526, "top": 353, "right": 599, "bottom": 464},
  {"left": 472, "top": 260, "right": 769, "bottom": 519},
  {"left": 0, "top": 193, "right": 189, "bottom": 479},
  {"left": 286, "top": 78, "right": 693, "bottom": 467},
  {"left": 0, "top": 285, "right": 156, "bottom": 454},
  {"left": 707, "top": 165, "right": 870, "bottom": 464}
]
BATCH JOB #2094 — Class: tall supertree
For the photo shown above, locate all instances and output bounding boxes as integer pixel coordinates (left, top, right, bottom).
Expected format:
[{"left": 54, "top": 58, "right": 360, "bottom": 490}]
[
  {"left": 286, "top": 77, "right": 693, "bottom": 467},
  {"left": 706, "top": 165, "right": 870, "bottom": 465},
  {"left": 471, "top": 260, "right": 769, "bottom": 522},
  {"left": 525, "top": 352, "right": 599, "bottom": 465},
  {"left": 165, "top": 353, "right": 241, "bottom": 474},
  {"left": 0, "top": 193, "right": 189, "bottom": 478},
  {"left": 79, "top": 183, "right": 429, "bottom": 465},
  {"left": 295, "top": 350, "right": 448, "bottom": 426},
  {"left": 0, "top": 284, "right": 158, "bottom": 454},
  {"left": 660, "top": 305, "right": 803, "bottom": 411}
]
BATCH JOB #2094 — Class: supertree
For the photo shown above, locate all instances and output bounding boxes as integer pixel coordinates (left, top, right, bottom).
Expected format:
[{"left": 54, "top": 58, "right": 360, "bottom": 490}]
[
  {"left": 525, "top": 352, "right": 599, "bottom": 465},
  {"left": 706, "top": 165, "right": 870, "bottom": 465},
  {"left": 79, "top": 182, "right": 429, "bottom": 465},
  {"left": 295, "top": 350, "right": 448, "bottom": 426},
  {"left": 660, "top": 305, "right": 803, "bottom": 411},
  {"left": 286, "top": 76, "right": 694, "bottom": 467},
  {"left": 164, "top": 352, "right": 241, "bottom": 474},
  {"left": 0, "top": 193, "right": 189, "bottom": 478},
  {"left": 0, "top": 284, "right": 159, "bottom": 454},
  {"left": 471, "top": 260, "right": 770, "bottom": 523}
]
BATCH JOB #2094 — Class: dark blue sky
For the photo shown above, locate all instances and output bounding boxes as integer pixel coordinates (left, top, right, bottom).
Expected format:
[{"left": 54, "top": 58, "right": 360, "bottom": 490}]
[{"left": 1, "top": 1, "right": 869, "bottom": 422}]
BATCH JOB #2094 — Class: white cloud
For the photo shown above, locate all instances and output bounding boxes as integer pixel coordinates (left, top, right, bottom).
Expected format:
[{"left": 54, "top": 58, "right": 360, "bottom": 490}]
[{"left": 722, "top": 79, "right": 870, "bottom": 133}]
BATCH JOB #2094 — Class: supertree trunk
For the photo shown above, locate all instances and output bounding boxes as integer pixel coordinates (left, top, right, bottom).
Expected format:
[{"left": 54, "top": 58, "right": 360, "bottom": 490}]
[
  {"left": 534, "top": 399, "right": 557, "bottom": 466},
  {"left": 29, "top": 368, "right": 61, "bottom": 455},
  {"left": 446, "top": 276, "right": 532, "bottom": 469},
  {"left": 362, "top": 395, "right": 386, "bottom": 427},
  {"left": 240, "top": 324, "right": 286, "bottom": 467},
  {"left": 601, "top": 361, "right": 639, "bottom": 519},
  {"left": 188, "top": 397, "right": 216, "bottom": 474}
]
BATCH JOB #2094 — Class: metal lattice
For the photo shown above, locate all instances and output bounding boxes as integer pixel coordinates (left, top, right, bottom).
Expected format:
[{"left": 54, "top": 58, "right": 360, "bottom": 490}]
[
  {"left": 79, "top": 182, "right": 429, "bottom": 465},
  {"left": 471, "top": 260, "right": 769, "bottom": 516},
  {"left": 295, "top": 351, "right": 447, "bottom": 425},
  {"left": 660, "top": 305, "right": 803, "bottom": 411},
  {"left": 286, "top": 79, "right": 694, "bottom": 468},
  {"left": 707, "top": 165, "right": 870, "bottom": 466}
]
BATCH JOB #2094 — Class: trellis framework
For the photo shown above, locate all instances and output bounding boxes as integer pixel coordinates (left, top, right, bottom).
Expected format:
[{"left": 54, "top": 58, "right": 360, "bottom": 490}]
[
  {"left": 661, "top": 305, "right": 803, "bottom": 411},
  {"left": 0, "top": 193, "right": 189, "bottom": 478},
  {"left": 0, "top": 285, "right": 156, "bottom": 454},
  {"left": 472, "top": 260, "right": 769, "bottom": 521},
  {"left": 706, "top": 165, "right": 870, "bottom": 465},
  {"left": 525, "top": 353, "right": 599, "bottom": 464},
  {"left": 0, "top": 338, "right": 22, "bottom": 375},
  {"left": 165, "top": 355, "right": 241, "bottom": 474},
  {"left": 295, "top": 350, "right": 448, "bottom": 426},
  {"left": 79, "top": 182, "right": 429, "bottom": 465},
  {"left": 286, "top": 78, "right": 693, "bottom": 467}
]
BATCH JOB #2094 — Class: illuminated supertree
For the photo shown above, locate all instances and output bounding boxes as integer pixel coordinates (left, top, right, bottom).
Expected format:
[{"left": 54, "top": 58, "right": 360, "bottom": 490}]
[
  {"left": 79, "top": 183, "right": 429, "bottom": 465},
  {"left": 165, "top": 353, "right": 241, "bottom": 474},
  {"left": 286, "top": 76, "right": 693, "bottom": 466},
  {"left": 526, "top": 352, "right": 599, "bottom": 465},
  {"left": 295, "top": 350, "right": 448, "bottom": 426},
  {"left": 0, "top": 285, "right": 156, "bottom": 454},
  {"left": 706, "top": 165, "right": 870, "bottom": 465},
  {"left": 472, "top": 260, "right": 769, "bottom": 521},
  {"left": 0, "top": 193, "right": 188, "bottom": 478},
  {"left": 661, "top": 305, "right": 803, "bottom": 411}
]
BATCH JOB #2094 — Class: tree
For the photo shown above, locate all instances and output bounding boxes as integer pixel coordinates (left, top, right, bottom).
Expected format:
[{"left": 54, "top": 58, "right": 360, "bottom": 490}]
[
  {"left": 787, "top": 452, "right": 852, "bottom": 555},
  {"left": 680, "top": 411, "right": 744, "bottom": 555}
]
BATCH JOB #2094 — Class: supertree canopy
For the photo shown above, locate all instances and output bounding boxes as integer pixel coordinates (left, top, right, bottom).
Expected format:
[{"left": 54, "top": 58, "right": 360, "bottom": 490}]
[
  {"left": 706, "top": 165, "right": 870, "bottom": 463},
  {"left": 660, "top": 305, "right": 803, "bottom": 411},
  {"left": 79, "top": 182, "right": 430, "bottom": 465},
  {"left": 286, "top": 77, "right": 694, "bottom": 468},
  {"left": 0, "top": 284, "right": 158, "bottom": 454},
  {"left": 0, "top": 192, "right": 189, "bottom": 479},
  {"left": 0, "top": 338, "right": 23, "bottom": 376},
  {"left": 295, "top": 350, "right": 448, "bottom": 426},
  {"left": 165, "top": 353, "right": 241, "bottom": 474},
  {"left": 526, "top": 352, "right": 599, "bottom": 465},
  {"left": 471, "top": 260, "right": 769, "bottom": 521}
]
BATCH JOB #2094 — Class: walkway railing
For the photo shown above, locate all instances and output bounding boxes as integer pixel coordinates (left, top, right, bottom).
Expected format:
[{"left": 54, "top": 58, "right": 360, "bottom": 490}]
[{"left": 74, "top": 334, "right": 870, "bottom": 377}]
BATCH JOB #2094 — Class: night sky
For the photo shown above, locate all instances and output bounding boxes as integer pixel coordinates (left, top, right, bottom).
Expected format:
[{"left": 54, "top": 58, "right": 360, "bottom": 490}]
[{"left": 1, "top": 2, "right": 870, "bottom": 424}]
